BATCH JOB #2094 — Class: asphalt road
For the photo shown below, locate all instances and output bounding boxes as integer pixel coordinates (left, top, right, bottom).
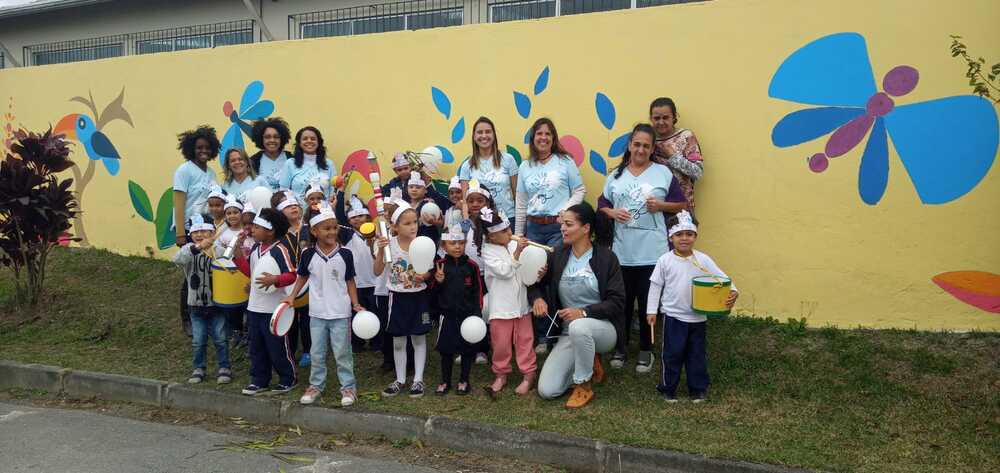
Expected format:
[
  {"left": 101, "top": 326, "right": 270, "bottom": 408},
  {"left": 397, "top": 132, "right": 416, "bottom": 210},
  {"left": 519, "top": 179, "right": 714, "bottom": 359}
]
[{"left": 0, "top": 402, "right": 445, "bottom": 473}]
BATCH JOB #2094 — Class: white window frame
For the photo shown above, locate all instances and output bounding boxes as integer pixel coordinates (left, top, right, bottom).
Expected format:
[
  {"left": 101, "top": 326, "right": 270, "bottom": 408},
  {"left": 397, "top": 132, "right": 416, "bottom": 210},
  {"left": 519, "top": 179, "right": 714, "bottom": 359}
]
[{"left": 301, "top": 8, "right": 463, "bottom": 38}]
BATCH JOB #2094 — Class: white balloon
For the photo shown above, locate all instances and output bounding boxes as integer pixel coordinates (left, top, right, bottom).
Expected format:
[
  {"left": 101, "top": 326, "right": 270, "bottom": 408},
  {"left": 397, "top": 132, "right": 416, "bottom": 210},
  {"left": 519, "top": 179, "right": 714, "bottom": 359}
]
[
  {"left": 517, "top": 245, "right": 548, "bottom": 286},
  {"left": 460, "top": 316, "right": 487, "bottom": 344},
  {"left": 246, "top": 186, "right": 273, "bottom": 211},
  {"left": 420, "top": 202, "right": 441, "bottom": 223},
  {"left": 409, "top": 236, "right": 436, "bottom": 273},
  {"left": 252, "top": 254, "right": 282, "bottom": 294},
  {"left": 419, "top": 146, "right": 443, "bottom": 176},
  {"left": 352, "top": 311, "right": 380, "bottom": 340}
]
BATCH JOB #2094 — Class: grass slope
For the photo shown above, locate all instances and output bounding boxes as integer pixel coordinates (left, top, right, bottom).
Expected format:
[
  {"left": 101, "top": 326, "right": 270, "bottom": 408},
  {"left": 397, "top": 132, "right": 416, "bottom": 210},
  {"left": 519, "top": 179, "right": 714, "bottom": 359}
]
[{"left": 1, "top": 248, "right": 998, "bottom": 472}]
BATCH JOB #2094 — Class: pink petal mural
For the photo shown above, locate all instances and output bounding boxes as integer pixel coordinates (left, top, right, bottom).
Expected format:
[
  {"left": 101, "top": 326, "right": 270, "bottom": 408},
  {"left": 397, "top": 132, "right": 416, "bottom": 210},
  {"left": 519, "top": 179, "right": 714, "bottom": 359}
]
[{"left": 932, "top": 271, "right": 1000, "bottom": 313}]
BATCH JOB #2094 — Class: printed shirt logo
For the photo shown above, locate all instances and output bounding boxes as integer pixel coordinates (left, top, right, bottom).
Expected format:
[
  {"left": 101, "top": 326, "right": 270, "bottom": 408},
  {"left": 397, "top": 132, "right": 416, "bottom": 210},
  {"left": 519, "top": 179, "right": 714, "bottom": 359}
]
[
  {"left": 525, "top": 170, "right": 560, "bottom": 214},
  {"left": 615, "top": 181, "right": 660, "bottom": 231}
]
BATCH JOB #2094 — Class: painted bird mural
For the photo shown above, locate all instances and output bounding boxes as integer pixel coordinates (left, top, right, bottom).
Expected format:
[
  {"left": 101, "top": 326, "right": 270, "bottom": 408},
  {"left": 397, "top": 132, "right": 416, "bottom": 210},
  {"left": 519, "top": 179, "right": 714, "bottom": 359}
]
[{"left": 54, "top": 88, "right": 133, "bottom": 176}]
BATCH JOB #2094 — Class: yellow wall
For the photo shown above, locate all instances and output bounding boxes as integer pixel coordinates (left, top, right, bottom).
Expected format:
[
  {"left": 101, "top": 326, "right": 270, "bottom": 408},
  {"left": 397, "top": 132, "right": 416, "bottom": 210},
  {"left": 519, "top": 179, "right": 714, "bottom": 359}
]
[{"left": 2, "top": 0, "right": 998, "bottom": 330}]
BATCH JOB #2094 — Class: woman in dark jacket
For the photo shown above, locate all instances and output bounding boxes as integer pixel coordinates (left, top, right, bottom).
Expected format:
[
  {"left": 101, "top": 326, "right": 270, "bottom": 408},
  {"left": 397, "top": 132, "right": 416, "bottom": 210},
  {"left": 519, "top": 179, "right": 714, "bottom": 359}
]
[{"left": 528, "top": 202, "right": 625, "bottom": 408}]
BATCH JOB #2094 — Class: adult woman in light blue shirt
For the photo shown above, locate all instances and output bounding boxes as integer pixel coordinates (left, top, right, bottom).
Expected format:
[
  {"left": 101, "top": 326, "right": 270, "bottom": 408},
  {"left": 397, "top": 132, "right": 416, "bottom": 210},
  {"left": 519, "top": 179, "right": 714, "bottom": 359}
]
[
  {"left": 458, "top": 116, "right": 519, "bottom": 225},
  {"left": 279, "top": 126, "right": 334, "bottom": 205},
  {"left": 514, "top": 118, "right": 585, "bottom": 248},
  {"left": 221, "top": 148, "right": 260, "bottom": 200},
  {"left": 249, "top": 117, "right": 292, "bottom": 190},
  {"left": 599, "top": 123, "right": 687, "bottom": 373}
]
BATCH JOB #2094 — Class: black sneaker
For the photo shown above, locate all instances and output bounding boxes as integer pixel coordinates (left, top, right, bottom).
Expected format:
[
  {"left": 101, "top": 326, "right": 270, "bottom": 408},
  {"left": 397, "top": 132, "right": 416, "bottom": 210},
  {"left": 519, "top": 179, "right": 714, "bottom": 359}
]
[
  {"left": 241, "top": 384, "right": 267, "bottom": 396},
  {"left": 271, "top": 383, "right": 296, "bottom": 394},
  {"left": 409, "top": 381, "right": 425, "bottom": 398},
  {"left": 690, "top": 391, "right": 708, "bottom": 403},
  {"left": 382, "top": 381, "right": 404, "bottom": 397},
  {"left": 662, "top": 392, "right": 679, "bottom": 403}
]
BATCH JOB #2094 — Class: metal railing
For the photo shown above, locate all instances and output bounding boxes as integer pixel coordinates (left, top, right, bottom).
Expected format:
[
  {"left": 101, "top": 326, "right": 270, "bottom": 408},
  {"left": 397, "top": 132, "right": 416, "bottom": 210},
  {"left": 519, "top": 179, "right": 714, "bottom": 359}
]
[
  {"left": 288, "top": 0, "right": 706, "bottom": 39},
  {"left": 22, "top": 19, "right": 256, "bottom": 67},
  {"left": 0, "top": 53, "right": 5, "bottom": 69}
]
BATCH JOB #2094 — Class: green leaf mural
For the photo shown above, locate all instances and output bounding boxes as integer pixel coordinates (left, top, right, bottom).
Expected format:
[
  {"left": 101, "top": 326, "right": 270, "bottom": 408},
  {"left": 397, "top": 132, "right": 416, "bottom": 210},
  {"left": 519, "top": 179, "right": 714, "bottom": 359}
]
[
  {"left": 127, "top": 182, "right": 175, "bottom": 250},
  {"left": 154, "top": 188, "right": 175, "bottom": 250},
  {"left": 127, "top": 180, "right": 153, "bottom": 222}
]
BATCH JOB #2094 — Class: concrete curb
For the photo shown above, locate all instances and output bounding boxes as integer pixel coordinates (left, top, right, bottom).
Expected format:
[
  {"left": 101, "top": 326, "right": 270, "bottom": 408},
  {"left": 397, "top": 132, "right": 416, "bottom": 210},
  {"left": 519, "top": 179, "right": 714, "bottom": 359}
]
[{"left": 1, "top": 360, "right": 812, "bottom": 473}]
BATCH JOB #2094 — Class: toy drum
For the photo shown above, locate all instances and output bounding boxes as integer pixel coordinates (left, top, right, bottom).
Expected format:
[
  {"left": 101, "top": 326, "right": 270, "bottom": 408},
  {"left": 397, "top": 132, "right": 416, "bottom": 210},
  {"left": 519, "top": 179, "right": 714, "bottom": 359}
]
[
  {"left": 691, "top": 276, "right": 732, "bottom": 317},
  {"left": 211, "top": 262, "right": 250, "bottom": 308}
]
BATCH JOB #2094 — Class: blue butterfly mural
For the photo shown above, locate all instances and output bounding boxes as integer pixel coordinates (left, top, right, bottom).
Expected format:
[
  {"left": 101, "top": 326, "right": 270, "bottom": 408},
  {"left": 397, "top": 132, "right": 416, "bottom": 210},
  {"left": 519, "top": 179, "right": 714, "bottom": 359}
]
[
  {"left": 769, "top": 32, "right": 998, "bottom": 205},
  {"left": 220, "top": 80, "right": 274, "bottom": 166}
]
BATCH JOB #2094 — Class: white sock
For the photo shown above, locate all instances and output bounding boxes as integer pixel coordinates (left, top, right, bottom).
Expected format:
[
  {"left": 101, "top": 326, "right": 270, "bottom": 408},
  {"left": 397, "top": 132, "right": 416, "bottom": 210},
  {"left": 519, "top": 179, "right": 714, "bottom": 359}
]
[
  {"left": 392, "top": 336, "right": 407, "bottom": 384},
  {"left": 411, "top": 335, "right": 427, "bottom": 383}
]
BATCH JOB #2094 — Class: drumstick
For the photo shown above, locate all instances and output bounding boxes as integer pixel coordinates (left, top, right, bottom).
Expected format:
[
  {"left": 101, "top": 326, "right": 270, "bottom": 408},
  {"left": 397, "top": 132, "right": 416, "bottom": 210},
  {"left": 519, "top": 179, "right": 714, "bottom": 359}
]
[
  {"left": 366, "top": 152, "right": 392, "bottom": 264},
  {"left": 511, "top": 235, "right": 555, "bottom": 253},
  {"left": 650, "top": 319, "right": 655, "bottom": 345}
]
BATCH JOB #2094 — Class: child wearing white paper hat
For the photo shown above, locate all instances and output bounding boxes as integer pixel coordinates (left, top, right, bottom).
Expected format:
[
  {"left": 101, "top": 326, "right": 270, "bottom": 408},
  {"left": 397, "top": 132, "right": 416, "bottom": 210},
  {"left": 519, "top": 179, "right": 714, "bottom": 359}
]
[
  {"left": 646, "top": 211, "right": 738, "bottom": 403},
  {"left": 474, "top": 208, "right": 537, "bottom": 396},
  {"left": 344, "top": 196, "right": 380, "bottom": 353},
  {"left": 173, "top": 214, "right": 232, "bottom": 385},
  {"left": 429, "top": 224, "right": 483, "bottom": 395},
  {"left": 274, "top": 189, "right": 313, "bottom": 367},
  {"left": 373, "top": 203, "right": 433, "bottom": 398},
  {"left": 283, "top": 203, "right": 364, "bottom": 407}
]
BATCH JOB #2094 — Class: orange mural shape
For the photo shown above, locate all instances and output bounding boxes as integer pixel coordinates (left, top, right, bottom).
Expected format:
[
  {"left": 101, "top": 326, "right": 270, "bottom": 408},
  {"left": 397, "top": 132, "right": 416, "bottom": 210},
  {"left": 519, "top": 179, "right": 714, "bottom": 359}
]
[{"left": 932, "top": 271, "right": 1000, "bottom": 313}]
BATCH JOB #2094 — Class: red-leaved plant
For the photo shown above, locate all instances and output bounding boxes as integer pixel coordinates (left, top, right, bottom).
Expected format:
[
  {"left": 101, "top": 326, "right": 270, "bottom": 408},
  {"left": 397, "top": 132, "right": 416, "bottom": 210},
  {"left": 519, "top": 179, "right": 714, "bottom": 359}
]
[{"left": 0, "top": 128, "right": 79, "bottom": 307}]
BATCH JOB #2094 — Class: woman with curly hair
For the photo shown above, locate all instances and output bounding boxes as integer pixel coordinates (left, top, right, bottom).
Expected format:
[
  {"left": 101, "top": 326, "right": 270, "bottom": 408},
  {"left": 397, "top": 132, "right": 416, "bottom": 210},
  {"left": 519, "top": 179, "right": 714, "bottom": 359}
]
[
  {"left": 249, "top": 117, "right": 293, "bottom": 190},
  {"left": 172, "top": 125, "right": 220, "bottom": 336},
  {"left": 279, "top": 126, "right": 334, "bottom": 205},
  {"left": 173, "top": 125, "right": 220, "bottom": 247}
]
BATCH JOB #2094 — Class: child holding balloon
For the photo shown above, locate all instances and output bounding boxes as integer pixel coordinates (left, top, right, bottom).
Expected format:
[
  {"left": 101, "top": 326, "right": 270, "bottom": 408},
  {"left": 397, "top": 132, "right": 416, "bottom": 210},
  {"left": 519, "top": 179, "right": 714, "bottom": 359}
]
[
  {"left": 429, "top": 224, "right": 484, "bottom": 395},
  {"left": 475, "top": 208, "right": 537, "bottom": 395},
  {"left": 374, "top": 203, "right": 433, "bottom": 398},
  {"left": 232, "top": 208, "right": 298, "bottom": 396},
  {"left": 282, "top": 204, "right": 364, "bottom": 407}
]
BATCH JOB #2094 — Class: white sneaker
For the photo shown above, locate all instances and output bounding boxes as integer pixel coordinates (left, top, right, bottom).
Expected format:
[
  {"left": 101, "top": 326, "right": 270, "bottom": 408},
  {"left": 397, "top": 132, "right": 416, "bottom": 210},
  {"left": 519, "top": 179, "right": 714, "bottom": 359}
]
[
  {"left": 534, "top": 344, "right": 548, "bottom": 355},
  {"left": 635, "top": 351, "right": 653, "bottom": 374},
  {"left": 454, "top": 355, "right": 461, "bottom": 365},
  {"left": 341, "top": 388, "right": 357, "bottom": 407},
  {"left": 475, "top": 353, "right": 488, "bottom": 365},
  {"left": 300, "top": 386, "right": 321, "bottom": 405}
]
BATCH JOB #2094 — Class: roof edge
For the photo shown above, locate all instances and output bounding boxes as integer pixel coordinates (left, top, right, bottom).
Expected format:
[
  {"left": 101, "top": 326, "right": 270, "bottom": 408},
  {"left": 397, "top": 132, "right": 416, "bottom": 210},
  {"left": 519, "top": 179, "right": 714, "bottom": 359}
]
[{"left": 0, "top": 0, "right": 115, "bottom": 20}]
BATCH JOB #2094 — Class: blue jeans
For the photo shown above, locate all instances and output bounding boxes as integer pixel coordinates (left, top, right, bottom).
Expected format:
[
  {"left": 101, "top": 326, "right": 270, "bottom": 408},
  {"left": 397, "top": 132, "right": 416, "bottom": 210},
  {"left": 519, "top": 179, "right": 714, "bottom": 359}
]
[
  {"left": 525, "top": 221, "right": 563, "bottom": 248},
  {"left": 191, "top": 306, "right": 230, "bottom": 371},
  {"left": 526, "top": 220, "right": 563, "bottom": 346},
  {"left": 309, "top": 317, "right": 356, "bottom": 392},
  {"left": 657, "top": 317, "right": 709, "bottom": 396}
]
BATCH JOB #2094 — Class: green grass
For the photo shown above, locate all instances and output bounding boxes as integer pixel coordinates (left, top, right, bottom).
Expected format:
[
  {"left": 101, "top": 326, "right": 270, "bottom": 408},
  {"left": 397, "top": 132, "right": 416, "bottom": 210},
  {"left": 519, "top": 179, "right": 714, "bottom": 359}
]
[{"left": 2, "top": 248, "right": 999, "bottom": 473}]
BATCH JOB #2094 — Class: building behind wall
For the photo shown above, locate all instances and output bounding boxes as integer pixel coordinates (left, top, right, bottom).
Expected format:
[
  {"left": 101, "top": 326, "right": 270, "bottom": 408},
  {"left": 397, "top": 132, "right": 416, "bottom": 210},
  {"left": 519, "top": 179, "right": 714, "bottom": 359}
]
[{"left": 0, "top": 0, "right": 702, "bottom": 68}]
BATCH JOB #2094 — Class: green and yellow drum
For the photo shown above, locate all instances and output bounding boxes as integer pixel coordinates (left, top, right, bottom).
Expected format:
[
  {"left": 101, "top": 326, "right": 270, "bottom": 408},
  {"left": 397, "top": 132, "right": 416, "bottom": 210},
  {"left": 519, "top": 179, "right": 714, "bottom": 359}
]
[{"left": 691, "top": 276, "right": 732, "bottom": 317}]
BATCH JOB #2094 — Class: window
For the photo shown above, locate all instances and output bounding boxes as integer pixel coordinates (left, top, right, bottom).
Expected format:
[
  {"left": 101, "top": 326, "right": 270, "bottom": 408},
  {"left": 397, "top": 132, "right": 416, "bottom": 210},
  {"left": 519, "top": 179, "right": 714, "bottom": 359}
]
[
  {"left": 32, "top": 43, "right": 123, "bottom": 66},
  {"left": 561, "top": 0, "right": 631, "bottom": 15},
  {"left": 136, "top": 30, "right": 252, "bottom": 55},
  {"left": 490, "top": 0, "right": 556, "bottom": 22},
  {"left": 0, "top": 53, "right": 4, "bottom": 69},
  {"left": 301, "top": 9, "right": 462, "bottom": 38}
]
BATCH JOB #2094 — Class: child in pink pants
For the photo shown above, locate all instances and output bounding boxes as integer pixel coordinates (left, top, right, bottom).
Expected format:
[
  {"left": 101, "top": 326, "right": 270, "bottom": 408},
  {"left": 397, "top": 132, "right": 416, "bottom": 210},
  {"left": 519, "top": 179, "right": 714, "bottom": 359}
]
[{"left": 475, "top": 208, "right": 537, "bottom": 396}]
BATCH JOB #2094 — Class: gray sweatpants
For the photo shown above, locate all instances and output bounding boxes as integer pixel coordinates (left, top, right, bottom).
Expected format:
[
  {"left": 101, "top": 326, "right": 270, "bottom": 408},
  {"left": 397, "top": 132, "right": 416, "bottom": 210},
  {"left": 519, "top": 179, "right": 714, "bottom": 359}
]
[{"left": 537, "top": 318, "right": 617, "bottom": 399}]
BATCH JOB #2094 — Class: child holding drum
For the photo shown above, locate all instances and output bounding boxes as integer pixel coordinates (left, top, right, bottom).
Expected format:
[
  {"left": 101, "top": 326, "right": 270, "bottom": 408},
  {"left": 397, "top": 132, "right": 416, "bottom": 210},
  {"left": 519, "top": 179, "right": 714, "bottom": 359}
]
[
  {"left": 429, "top": 224, "right": 483, "bottom": 396},
  {"left": 173, "top": 214, "right": 232, "bottom": 385},
  {"left": 232, "top": 208, "right": 298, "bottom": 396},
  {"left": 213, "top": 195, "right": 248, "bottom": 344},
  {"left": 646, "top": 210, "right": 737, "bottom": 403},
  {"left": 283, "top": 204, "right": 365, "bottom": 407},
  {"left": 374, "top": 203, "right": 433, "bottom": 398}
]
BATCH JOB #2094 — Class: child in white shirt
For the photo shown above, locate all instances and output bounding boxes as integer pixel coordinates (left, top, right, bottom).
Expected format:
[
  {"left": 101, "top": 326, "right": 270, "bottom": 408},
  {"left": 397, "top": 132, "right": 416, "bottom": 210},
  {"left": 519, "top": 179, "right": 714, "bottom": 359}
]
[{"left": 646, "top": 211, "right": 737, "bottom": 403}]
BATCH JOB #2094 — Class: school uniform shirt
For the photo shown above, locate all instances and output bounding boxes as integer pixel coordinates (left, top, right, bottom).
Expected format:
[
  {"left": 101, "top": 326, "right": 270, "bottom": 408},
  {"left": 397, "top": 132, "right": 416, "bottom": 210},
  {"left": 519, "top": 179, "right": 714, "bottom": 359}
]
[
  {"left": 279, "top": 154, "right": 333, "bottom": 205},
  {"left": 374, "top": 261, "right": 390, "bottom": 297},
  {"left": 222, "top": 175, "right": 262, "bottom": 201},
  {"left": 601, "top": 162, "right": 674, "bottom": 266},
  {"left": 387, "top": 237, "right": 427, "bottom": 293},
  {"left": 458, "top": 153, "right": 519, "bottom": 220},
  {"left": 646, "top": 250, "right": 737, "bottom": 324},
  {"left": 297, "top": 245, "right": 357, "bottom": 320},
  {"left": 345, "top": 233, "right": 376, "bottom": 289},
  {"left": 481, "top": 242, "right": 529, "bottom": 320},
  {"left": 516, "top": 155, "right": 582, "bottom": 217},
  {"left": 251, "top": 151, "right": 289, "bottom": 190},
  {"left": 172, "top": 243, "right": 215, "bottom": 307},
  {"left": 172, "top": 161, "right": 218, "bottom": 220},
  {"left": 237, "top": 241, "right": 296, "bottom": 313}
]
